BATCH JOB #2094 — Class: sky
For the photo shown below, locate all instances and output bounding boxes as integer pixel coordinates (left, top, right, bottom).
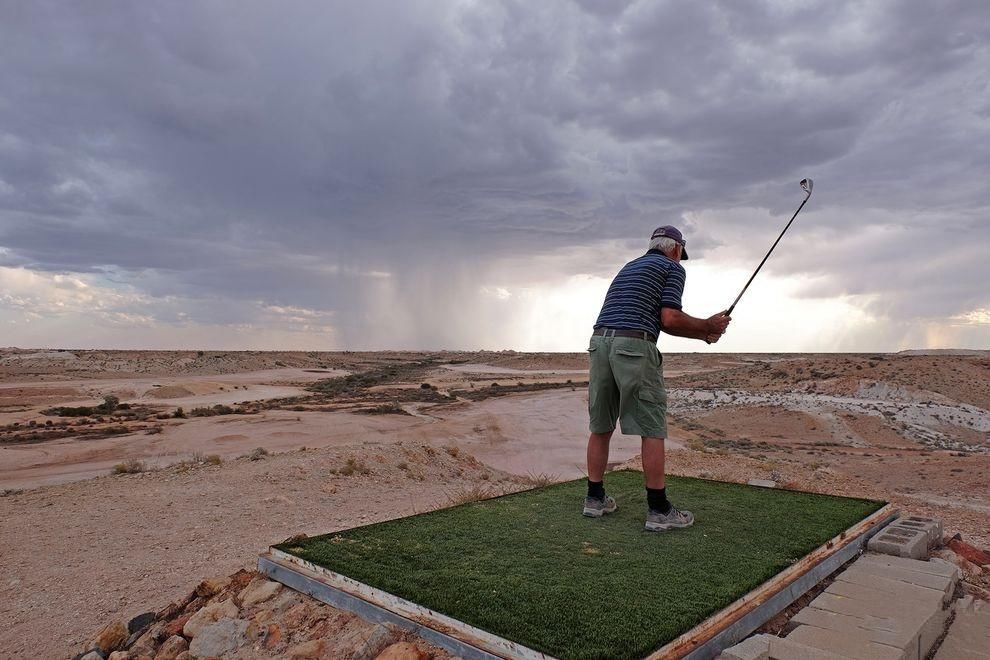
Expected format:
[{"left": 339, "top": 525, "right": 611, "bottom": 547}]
[{"left": 1, "top": 1, "right": 989, "bottom": 353}]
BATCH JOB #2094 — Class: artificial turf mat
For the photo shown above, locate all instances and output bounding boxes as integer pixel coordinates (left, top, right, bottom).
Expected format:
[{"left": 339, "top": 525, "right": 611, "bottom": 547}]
[{"left": 276, "top": 472, "right": 884, "bottom": 660}]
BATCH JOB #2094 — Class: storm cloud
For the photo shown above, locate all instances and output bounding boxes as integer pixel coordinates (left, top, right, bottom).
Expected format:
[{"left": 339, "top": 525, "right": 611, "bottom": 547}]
[{"left": 1, "top": 1, "right": 988, "bottom": 350}]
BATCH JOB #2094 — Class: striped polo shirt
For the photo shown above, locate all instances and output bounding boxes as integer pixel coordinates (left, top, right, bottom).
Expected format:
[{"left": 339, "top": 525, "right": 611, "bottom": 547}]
[{"left": 594, "top": 249, "right": 686, "bottom": 339}]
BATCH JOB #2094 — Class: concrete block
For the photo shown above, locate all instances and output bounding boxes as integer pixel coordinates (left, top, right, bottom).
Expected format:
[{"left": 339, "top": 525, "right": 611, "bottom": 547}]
[
  {"left": 858, "top": 553, "right": 958, "bottom": 579},
  {"left": 934, "top": 636, "right": 990, "bottom": 659},
  {"left": 868, "top": 526, "right": 929, "bottom": 559},
  {"left": 916, "top": 604, "right": 950, "bottom": 659},
  {"left": 790, "top": 607, "right": 918, "bottom": 653},
  {"left": 889, "top": 517, "right": 942, "bottom": 550},
  {"left": 850, "top": 559, "right": 958, "bottom": 598},
  {"left": 808, "top": 592, "right": 931, "bottom": 624},
  {"left": 747, "top": 479, "right": 777, "bottom": 488},
  {"left": 767, "top": 637, "right": 849, "bottom": 660},
  {"left": 717, "top": 633, "right": 772, "bottom": 660},
  {"left": 833, "top": 568, "right": 946, "bottom": 608},
  {"left": 837, "top": 564, "right": 953, "bottom": 605},
  {"left": 785, "top": 625, "right": 906, "bottom": 660},
  {"left": 934, "top": 596, "right": 990, "bottom": 659}
]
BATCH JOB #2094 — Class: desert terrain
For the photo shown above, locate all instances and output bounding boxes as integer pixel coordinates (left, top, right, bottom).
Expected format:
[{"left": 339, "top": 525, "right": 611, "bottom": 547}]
[{"left": 1, "top": 347, "right": 989, "bottom": 658}]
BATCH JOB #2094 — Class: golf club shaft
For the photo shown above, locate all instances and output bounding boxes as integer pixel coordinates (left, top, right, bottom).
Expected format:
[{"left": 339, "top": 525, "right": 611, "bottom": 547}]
[{"left": 726, "top": 192, "right": 811, "bottom": 316}]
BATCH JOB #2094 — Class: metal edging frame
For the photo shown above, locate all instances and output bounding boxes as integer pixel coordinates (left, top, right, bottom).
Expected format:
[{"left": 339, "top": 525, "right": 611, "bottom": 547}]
[
  {"left": 259, "top": 549, "right": 550, "bottom": 660},
  {"left": 260, "top": 504, "right": 897, "bottom": 660},
  {"left": 656, "top": 504, "right": 899, "bottom": 659}
]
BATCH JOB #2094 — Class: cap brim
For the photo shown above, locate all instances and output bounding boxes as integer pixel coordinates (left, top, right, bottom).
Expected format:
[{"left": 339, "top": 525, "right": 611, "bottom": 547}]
[{"left": 682, "top": 247, "right": 689, "bottom": 260}]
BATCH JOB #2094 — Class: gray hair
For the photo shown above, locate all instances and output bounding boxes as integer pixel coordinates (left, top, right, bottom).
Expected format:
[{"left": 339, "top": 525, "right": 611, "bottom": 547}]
[{"left": 649, "top": 236, "right": 678, "bottom": 256}]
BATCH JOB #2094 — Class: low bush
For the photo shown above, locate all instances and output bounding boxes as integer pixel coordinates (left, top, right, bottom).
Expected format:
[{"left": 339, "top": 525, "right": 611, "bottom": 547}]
[
  {"left": 112, "top": 459, "right": 146, "bottom": 475},
  {"left": 188, "top": 404, "right": 236, "bottom": 417}
]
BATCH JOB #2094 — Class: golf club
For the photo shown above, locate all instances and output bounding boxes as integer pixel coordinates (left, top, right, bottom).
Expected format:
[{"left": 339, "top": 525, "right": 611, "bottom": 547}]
[{"left": 726, "top": 178, "right": 814, "bottom": 316}]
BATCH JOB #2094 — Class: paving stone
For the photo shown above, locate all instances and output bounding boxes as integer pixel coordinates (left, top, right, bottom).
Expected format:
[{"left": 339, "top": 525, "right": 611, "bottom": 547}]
[
  {"left": 934, "top": 636, "right": 990, "bottom": 659},
  {"left": 809, "top": 590, "right": 933, "bottom": 621},
  {"left": 891, "top": 516, "right": 942, "bottom": 549},
  {"left": 859, "top": 553, "right": 959, "bottom": 579},
  {"left": 767, "top": 637, "right": 849, "bottom": 660},
  {"left": 916, "top": 605, "right": 950, "bottom": 660},
  {"left": 833, "top": 566, "right": 948, "bottom": 607},
  {"left": 933, "top": 596, "right": 990, "bottom": 659},
  {"left": 717, "top": 633, "right": 771, "bottom": 660},
  {"left": 790, "top": 606, "right": 918, "bottom": 652},
  {"left": 806, "top": 591, "right": 942, "bottom": 656},
  {"left": 785, "top": 625, "right": 906, "bottom": 660},
  {"left": 868, "top": 526, "right": 929, "bottom": 559},
  {"left": 851, "top": 559, "right": 958, "bottom": 597}
]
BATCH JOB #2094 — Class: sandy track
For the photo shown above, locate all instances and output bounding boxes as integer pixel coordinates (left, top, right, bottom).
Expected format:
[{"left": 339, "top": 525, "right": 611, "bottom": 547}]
[{"left": 2, "top": 388, "right": 656, "bottom": 490}]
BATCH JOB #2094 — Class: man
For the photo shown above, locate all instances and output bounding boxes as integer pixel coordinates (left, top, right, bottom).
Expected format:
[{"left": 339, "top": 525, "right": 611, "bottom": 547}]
[{"left": 583, "top": 225, "right": 730, "bottom": 532}]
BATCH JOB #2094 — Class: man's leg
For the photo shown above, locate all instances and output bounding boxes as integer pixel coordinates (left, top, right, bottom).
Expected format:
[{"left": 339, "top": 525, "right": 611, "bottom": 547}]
[
  {"left": 583, "top": 430, "right": 617, "bottom": 516},
  {"left": 642, "top": 437, "right": 671, "bottom": 514},
  {"left": 587, "top": 430, "right": 614, "bottom": 483},
  {"left": 641, "top": 437, "right": 666, "bottom": 488},
  {"left": 643, "top": 435, "right": 695, "bottom": 531},
  {"left": 585, "top": 335, "right": 618, "bottom": 516}
]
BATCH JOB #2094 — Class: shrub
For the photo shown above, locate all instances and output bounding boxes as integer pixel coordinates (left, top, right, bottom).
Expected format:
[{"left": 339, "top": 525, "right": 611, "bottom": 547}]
[
  {"left": 112, "top": 459, "right": 146, "bottom": 475},
  {"left": 361, "top": 404, "right": 410, "bottom": 416},
  {"left": 518, "top": 472, "right": 558, "bottom": 488},
  {"left": 44, "top": 406, "right": 94, "bottom": 417},
  {"left": 188, "top": 404, "right": 236, "bottom": 417},
  {"left": 337, "top": 457, "right": 370, "bottom": 476},
  {"left": 101, "top": 395, "right": 120, "bottom": 414},
  {"left": 205, "top": 454, "right": 222, "bottom": 466},
  {"left": 248, "top": 447, "right": 269, "bottom": 461},
  {"left": 444, "top": 484, "right": 499, "bottom": 506},
  {"left": 173, "top": 407, "right": 186, "bottom": 419}
]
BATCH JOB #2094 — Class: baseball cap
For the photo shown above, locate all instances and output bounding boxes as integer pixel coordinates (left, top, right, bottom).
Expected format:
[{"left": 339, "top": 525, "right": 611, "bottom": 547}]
[{"left": 651, "top": 225, "right": 689, "bottom": 259}]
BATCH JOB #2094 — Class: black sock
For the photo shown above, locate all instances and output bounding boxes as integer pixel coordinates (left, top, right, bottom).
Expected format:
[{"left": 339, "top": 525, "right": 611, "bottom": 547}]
[
  {"left": 647, "top": 487, "right": 672, "bottom": 514},
  {"left": 588, "top": 480, "right": 605, "bottom": 500}
]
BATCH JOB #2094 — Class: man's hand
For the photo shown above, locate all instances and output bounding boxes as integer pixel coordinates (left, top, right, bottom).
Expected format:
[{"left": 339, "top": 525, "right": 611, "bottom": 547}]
[
  {"left": 703, "top": 311, "right": 730, "bottom": 345},
  {"left": 661, "top": 308, "right": 731, "bottom": 343},
  {"left": 705, "top": 311, "right": 731, "bottom": 337}
]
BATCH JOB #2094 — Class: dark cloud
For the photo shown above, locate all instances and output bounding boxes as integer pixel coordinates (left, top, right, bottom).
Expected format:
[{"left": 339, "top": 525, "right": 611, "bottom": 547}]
[{"left": 1, "top": 0, "right": 988, "bottom": 348}]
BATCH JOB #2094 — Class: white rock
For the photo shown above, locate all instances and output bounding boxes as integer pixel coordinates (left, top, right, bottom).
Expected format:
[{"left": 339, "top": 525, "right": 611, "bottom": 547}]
[
  {"left": 239, "top": 578, "right": 282, "bottom": 606},
  {"left": 188, "top": 618, "right": 249, "bottom": 658},
  {"left": 182, "top": 598, "right": 239, "bottom": 638}
]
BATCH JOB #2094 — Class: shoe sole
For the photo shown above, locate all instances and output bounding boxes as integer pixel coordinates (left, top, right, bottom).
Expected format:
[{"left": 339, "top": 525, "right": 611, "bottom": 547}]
[
  {"left": 644, "top": 519, "right": 694, "bottom": 532},
  {"left": 582, "top": 504, "right": 618, "bottom": 518}
]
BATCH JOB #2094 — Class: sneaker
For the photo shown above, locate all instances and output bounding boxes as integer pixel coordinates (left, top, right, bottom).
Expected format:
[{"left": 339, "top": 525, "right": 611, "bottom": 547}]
[
  {"left": 645, "top": 505, "right": 694, "bottom": 532},
  {"left": 582, "top": 495, "right": 618, "bottom": 518}
]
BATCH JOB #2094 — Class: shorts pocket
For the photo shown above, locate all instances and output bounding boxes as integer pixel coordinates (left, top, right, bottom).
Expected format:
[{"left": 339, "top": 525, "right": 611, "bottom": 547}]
[{"left": 638, "top": 388, "right": 666, "bottom": 403}]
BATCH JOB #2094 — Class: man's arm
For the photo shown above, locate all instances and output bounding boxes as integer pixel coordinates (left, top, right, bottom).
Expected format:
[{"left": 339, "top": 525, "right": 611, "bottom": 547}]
[{"left": 660, "top": 308, "right": 731, "bottom": 341}]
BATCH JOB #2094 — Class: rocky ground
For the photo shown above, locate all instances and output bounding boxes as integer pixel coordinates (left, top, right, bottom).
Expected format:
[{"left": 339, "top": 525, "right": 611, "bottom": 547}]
[
  {"left": 1, "top": 348, "right": 988, "bottom": 658},
  {"left": 76, "top": 568, "right": 450, "bottom": 660}
]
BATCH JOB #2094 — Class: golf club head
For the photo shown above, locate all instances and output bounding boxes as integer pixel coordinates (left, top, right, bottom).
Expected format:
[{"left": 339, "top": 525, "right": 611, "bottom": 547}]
[{"left": 800, "top": 178, "right": 814, "bottom": 196}]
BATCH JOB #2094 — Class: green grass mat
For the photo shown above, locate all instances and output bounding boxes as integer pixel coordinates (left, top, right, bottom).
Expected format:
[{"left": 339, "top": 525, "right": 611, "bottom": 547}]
[{"left": 276, "top": 472, "right": 884, "bottom": 659}]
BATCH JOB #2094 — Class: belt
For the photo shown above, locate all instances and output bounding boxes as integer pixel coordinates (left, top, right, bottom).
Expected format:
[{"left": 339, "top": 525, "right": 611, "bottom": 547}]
[{"left": 592, "top": 327, "right": 658, "bottom": 343}]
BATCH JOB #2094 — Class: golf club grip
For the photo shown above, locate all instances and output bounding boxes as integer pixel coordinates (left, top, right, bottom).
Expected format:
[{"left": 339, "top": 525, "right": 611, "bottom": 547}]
[{"left": 728, "top": 193, "right": 810, "bottom": 314}]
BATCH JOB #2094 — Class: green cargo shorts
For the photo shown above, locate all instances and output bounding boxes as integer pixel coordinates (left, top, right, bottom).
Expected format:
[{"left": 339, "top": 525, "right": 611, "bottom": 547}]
[{"left": 587, "top": 334, "right": 668, "bottom": 438}]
